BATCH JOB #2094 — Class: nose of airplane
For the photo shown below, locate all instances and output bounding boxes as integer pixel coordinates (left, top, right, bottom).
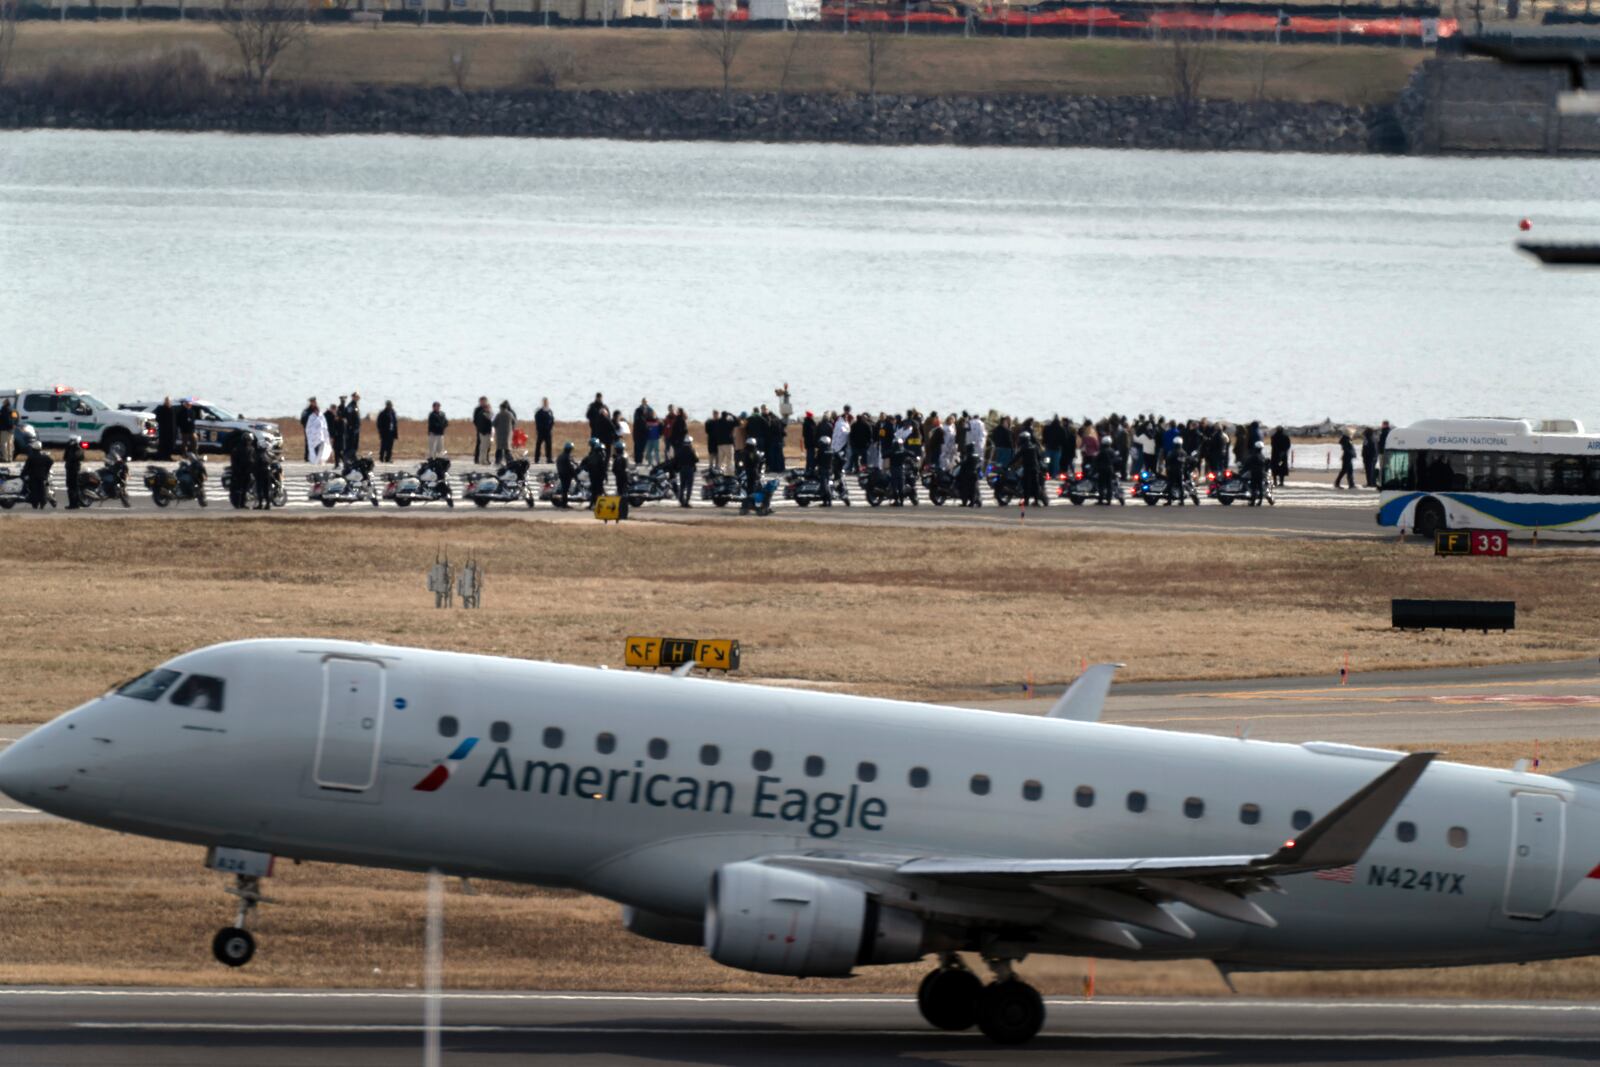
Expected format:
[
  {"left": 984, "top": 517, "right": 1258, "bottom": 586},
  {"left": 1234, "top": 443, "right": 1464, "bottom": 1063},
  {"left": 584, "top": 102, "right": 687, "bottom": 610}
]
[{"left": 0, "top": 727, "right": 57, "bottom": 805}]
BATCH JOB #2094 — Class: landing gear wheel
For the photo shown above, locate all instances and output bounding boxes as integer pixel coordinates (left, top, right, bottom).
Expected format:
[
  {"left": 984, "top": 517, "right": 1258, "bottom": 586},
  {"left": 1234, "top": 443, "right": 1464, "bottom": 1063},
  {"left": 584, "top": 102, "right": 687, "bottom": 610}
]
[
  {"left": 212, "top": 926, "right": 256, "bottom": 968},
  {"left": 917, "top": 967, "right": 982, "bottom": 1031},
  {"left": 976, "top": 979, "right": 1045, "bottom": 1045}
]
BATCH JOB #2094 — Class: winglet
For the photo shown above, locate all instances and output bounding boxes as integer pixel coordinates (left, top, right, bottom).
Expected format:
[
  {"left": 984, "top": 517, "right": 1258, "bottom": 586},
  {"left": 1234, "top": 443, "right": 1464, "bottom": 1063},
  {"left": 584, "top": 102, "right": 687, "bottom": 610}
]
[
  {"left": 1555, "top": 759, "right": 1600, "bottom": 786},
  {"left": 1047, "top": 663, "right": 1124, "bottom": 722},
  {"left": 1259, "top": 752, "right": 1437, "bottom": 872}
]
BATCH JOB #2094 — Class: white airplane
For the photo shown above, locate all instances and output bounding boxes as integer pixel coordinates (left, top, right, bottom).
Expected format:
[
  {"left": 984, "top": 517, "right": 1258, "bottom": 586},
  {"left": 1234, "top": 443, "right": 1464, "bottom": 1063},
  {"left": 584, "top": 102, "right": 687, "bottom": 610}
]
[{"left": 2, "top": 640, "right": 1597, "bottom": 1045}]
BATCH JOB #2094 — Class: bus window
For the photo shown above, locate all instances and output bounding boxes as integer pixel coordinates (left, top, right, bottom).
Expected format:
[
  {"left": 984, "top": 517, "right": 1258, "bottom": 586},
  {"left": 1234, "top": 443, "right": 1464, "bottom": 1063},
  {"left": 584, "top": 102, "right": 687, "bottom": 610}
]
[
  {"left": 1417, "top": 451, "right": 1460, "bottom": 492},
  {"left": 1588, "top": 458, "right": 1600, "bottom": 495},
  {"left": 1380, "top": 451, "right": 1413, "bottom": 491},
  {"left": 1548, "top": 457, "right": 1586, "bottom": 495}
]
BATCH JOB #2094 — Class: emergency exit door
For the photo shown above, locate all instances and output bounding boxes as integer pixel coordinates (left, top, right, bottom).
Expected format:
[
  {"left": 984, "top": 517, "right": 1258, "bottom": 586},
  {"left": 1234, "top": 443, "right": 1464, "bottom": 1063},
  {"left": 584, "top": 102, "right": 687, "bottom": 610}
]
[
  {"left": 1504, "top": 791, "right": 1565, "bottom": 920},
  {"left": 314, "top": 658, "right": 385, "bottom": 792}
]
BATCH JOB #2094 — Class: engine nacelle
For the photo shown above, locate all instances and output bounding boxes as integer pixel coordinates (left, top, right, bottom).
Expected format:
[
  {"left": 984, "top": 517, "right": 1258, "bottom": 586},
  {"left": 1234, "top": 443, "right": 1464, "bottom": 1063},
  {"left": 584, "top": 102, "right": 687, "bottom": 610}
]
[
  {"left": 622, "top": 905, "right": 704, "bottom": 947},
  {"left": 705, "top": 861, "right": 925, "bottom": 977}
]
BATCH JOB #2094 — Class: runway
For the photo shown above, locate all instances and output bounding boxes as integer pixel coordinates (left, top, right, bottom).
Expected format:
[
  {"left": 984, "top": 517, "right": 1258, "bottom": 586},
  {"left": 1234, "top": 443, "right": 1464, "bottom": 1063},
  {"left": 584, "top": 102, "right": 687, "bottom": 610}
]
[{"left": 2, "top": 988, "right": 1596, "bottom": 1065}]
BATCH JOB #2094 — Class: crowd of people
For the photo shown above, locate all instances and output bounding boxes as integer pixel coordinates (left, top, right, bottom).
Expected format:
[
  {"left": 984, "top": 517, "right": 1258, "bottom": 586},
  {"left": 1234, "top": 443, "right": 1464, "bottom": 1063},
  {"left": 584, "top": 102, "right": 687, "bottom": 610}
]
[{"left": 283, "top": 386, "right": 1392, "bottom": 511}]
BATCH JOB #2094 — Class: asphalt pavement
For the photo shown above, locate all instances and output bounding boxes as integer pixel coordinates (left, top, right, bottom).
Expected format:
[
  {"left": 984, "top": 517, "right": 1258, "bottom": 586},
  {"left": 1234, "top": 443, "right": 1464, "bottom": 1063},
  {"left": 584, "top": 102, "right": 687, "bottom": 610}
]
[
  {"left": 2, "top": 988, "right": 1596, "bottom": 1066},
  {"left": 965, "top": 658, "right": 1600, "bottom": 745}
]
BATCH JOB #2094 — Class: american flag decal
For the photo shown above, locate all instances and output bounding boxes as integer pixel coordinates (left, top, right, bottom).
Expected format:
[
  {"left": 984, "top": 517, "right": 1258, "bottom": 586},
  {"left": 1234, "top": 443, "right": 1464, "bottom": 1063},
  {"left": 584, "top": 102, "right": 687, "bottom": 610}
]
[{"left": 1314, "top": 865, "right": 1357, "bottom": 884}]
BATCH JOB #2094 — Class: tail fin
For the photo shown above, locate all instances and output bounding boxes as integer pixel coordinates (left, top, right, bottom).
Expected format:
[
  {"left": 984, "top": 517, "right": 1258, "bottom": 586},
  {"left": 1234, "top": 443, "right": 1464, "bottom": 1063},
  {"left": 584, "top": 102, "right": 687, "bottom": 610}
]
[{"left": 1047, "top": 663, "right": 1124, "bottom": 723}]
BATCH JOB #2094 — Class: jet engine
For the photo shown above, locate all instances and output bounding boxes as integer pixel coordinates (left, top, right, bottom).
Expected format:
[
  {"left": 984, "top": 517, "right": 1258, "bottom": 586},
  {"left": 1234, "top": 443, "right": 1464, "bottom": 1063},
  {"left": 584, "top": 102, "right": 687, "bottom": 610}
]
[{"left": 705, "top": 861, "right": 925, "bottom": 977}]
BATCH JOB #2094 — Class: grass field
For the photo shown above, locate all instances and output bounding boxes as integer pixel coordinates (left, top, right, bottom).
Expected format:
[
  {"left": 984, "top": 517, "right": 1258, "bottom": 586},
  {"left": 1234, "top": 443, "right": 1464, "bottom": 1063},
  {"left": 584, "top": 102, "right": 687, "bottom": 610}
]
[
  {"left": 4, "top": 519, "right": 1600, "bottom": 724},
  {"left": 3, "top": 739, "right": 1597, "bottom": 994},
  {"left": 6, "top": 23, "right": 1425, "bottom": 104}
]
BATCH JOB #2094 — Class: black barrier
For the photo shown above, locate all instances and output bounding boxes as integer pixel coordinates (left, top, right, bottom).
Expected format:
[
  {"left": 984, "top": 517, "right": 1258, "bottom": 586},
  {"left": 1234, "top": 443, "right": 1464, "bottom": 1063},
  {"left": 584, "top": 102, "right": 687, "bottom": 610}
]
[{"left": 1392, "top": 599, "right": 1515, "bottom": 632}]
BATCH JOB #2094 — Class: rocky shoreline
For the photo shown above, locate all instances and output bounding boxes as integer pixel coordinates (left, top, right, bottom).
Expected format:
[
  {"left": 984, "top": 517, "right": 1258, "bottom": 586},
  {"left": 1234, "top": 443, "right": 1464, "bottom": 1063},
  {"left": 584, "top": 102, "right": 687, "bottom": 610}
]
[{"left": 0, "top": 84, "right": 1398, "bottom": 153}]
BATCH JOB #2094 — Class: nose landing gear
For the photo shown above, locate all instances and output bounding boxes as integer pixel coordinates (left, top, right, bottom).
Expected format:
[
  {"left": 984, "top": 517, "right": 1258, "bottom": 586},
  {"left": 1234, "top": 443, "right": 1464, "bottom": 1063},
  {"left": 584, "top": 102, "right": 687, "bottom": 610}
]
[
  {"left": 914, "top": 952, "right": 1046, "bottom": 1045},
  {"left": 212, "top": 873, "right": 271, "bottom": 968},
  {"left": 204, "top": 847, "right": 277, "bottom": 968}
]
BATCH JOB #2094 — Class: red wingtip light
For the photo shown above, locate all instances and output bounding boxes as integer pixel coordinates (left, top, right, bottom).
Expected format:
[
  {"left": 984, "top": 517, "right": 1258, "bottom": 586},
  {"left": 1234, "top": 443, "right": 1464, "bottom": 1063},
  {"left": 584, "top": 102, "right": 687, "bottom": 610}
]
[
  {"left": 1284, "top": 839, "right": 1297, "bottom": 849},
  {"left": 1519, "top": 218, "right": 1532, "bottom": 232}
]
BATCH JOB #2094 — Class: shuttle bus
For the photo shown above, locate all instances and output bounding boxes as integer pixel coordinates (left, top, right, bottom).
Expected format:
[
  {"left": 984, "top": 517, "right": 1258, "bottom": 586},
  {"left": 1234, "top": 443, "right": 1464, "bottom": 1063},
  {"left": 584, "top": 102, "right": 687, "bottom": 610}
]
[{"left": 1377, "top": 418, "right": 1600, "bottom": 539}]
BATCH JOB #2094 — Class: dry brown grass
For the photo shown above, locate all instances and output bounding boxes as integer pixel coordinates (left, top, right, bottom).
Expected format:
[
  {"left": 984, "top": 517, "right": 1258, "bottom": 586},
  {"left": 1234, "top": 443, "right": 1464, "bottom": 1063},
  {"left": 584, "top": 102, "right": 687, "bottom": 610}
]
[
  {"left": 6, "top": 24, "right": 1423, "bottom": 105},
  {"left": 3, "top": 739, "right": 1597, "bottom": 995},
  {"left": 4, "top": 519, "right": 1600, "bottom": 726}
]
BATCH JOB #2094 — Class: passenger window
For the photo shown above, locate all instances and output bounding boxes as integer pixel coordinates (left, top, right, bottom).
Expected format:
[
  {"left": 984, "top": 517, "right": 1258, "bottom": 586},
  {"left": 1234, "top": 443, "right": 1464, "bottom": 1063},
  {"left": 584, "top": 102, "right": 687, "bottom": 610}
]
[
  {"left": 595, "top": 732, "right": 616, "bottom": 755},
  {"left": 1127, "top": 791, "right": 1147, "bottom": 813},
  {"left": 116, "top": 668, "right": 181, "bottom": 702},
  {"left": 1184, "top": 797, "right": 1204, "bottom": 819},
  {"left": 1448, "top": 826, "right": 1469, "bottom": 849},
  {"left": 1022, "top": 780, "right": 1043, "bottom": 802},
  {"left": 804, "top": 755, "right": 825, "bottom": 778},
  {"left": 490, "top": 721, "right": 511, "bottom": 743},
  {"left": 970, "top": 774, "right": 991, "bottom": 796},
  {"left": 543, "top": 727, "right": 564, "bottom": 749},
  {"left": 170, "top": 674, "right": 225, "bottom": 712},
  {"left": 1292, "top": 809, "right": 1313, "bottom": 831},
  {"left": 1240, "top": 803, "right": 1261, "bottom": 825},
  {"left": 1075, "top": 786, "right": 1094, "bottom": 809},
  {"left": 648, "top": 738, "right": 668, "bottom": 760},
  {"left": 909, "top": 766, "right": 930, "bottom": 788},
  {"left": 700, "top": 744, "right": 720, "bottom": 766},
  {"left": 1396, "top": 820, "right": 1417, "bottom": 843},
  {"left": 752, "top": 749, "right": 773, "bottom": 772},
  {"left": 439, "top": 716, "right": 459, "bottom": 738},
  {"left": 856, "top": 761, "right": 877, "bottom": 783}
]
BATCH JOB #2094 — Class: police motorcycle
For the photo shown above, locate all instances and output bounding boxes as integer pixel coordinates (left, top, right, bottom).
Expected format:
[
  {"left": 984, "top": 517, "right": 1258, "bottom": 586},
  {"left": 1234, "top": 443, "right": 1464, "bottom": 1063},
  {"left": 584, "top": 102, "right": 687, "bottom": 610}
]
[
  {"left": 624, "top": 464, "right": 676, "bottom": 508},
  {"left": 221, "top": 441, "right": 289, "bottom": 510},
  {"left": 1209, "top": 466, "right": 1274, "bottom": 507},
  {"left": 145, "top": 453, "right": 208, "bottom": 507},
  {"left": 784, "top": 465, "right": 850, "bottom": 507},
  {"left": 307, "top": 456, "right": 379, "bottom": 508},
  {"left": 986, "top": 464, "right": 1026, "bottom": 507},
  {"left": 701, "top": 466, "right": 746, "bottom": 508},
  {"left": 541, "top": 468, "right": 594, "bottom": 509},
  {"left": 920, "top": 464, "right": 959, "bottom": 506},
  {"left": 1132, "top": 453, "right": 1202, "bottom": 507},
  {"left": 0, "top": 465, "right": 28, "bottom": 509},
  {"left": 462, "top": 456, "right": 535, "bottom": 508},
  {"left": 1053, "top": 469, "right": 1094, "bottom": 505},
  {"left": 384, "top": 456, "right": 455, "bottom": 508},
  {"left": 78, "top": 454, "right": 132, "bottom": 508}
]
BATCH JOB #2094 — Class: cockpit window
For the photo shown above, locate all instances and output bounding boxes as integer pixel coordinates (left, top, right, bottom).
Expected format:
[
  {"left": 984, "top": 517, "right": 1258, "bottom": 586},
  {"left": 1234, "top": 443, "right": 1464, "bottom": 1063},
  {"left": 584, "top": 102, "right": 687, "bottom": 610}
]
[
  {"left": 170, "top": 674, "right": 225, "bottom": 712},
  {"left": 116, "top": 668, "right": 181, "bottom": 702}
]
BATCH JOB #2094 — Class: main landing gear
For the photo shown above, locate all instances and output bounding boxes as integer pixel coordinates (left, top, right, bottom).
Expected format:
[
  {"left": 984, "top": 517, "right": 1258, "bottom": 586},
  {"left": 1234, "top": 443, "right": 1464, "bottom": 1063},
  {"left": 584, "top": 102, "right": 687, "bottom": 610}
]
[
  {"left": 212, "top": 872, "right": 271, "bottom": 968},
  {"left": 916, "top": 953, "right": 1046, "bottom": 1045}
]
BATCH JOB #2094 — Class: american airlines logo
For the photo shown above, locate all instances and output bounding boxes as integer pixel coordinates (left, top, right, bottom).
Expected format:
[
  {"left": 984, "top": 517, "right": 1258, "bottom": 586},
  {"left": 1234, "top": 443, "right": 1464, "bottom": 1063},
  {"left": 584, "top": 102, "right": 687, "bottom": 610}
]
[
  {"left": 1313, "top": 864, "right": 1356, "bottom": 884},
  {"left": 414, "top": 737, "right": 480, "bottom": 792}
]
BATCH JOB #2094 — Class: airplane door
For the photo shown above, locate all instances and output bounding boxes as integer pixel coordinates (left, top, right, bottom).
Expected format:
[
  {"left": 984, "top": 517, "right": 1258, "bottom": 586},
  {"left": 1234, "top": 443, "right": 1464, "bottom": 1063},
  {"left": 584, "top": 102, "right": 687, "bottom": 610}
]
[
  {"left": 314, "top": 658, "right": 385, "bottom": 792},
  {"left": 1503, "top": 792, "right": 1565, "bottom": 920}
]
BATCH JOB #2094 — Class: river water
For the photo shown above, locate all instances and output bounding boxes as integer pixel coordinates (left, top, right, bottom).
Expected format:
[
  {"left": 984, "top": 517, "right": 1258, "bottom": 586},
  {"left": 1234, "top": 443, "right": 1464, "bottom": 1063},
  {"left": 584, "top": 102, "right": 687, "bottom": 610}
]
[{"left": 2, "top": 130, "right": 1598, "bottom": 426}]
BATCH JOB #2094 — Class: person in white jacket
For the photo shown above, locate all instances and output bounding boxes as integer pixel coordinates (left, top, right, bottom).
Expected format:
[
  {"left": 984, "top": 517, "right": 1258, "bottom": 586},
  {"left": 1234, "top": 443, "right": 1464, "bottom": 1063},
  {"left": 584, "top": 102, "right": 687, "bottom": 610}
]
[
  {"left": 966, "top": 413, "right": 987, "bottom": 465},
  {"left": 940, "top": 415, "right": 960, "bottom": 472},
  {"left": 305, "top": 409, "right": 332, "bottom": 464},
  {"left": 829, "top": 412, "right": 851, "bottom": 477}
]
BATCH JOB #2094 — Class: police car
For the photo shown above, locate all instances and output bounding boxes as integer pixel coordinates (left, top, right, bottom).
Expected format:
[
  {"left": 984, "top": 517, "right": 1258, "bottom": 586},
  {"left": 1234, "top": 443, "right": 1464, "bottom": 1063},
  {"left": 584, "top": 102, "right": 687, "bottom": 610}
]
[
  {"left": 1, "top": 386, "right": 156, "bottom": 459},
  {"left": 120, "top": 400, "right": 283, "bottom": 456}
]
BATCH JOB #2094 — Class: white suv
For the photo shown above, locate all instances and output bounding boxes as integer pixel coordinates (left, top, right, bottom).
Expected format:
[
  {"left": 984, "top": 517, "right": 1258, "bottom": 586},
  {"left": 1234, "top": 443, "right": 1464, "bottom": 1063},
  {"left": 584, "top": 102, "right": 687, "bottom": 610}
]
[{"left": 1, "top": 387, "right": 157, "bottom": 458}]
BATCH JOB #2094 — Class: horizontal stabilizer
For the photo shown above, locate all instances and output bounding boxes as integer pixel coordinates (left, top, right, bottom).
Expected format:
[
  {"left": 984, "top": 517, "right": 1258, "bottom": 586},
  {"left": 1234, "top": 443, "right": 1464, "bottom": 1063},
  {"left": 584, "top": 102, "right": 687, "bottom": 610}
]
[
  {"left": 1047, "top": 663, "right": 1123, "bottom": 722},
  {"left": 1555, "top": 759, "right": 1600, "bottom": 786}
]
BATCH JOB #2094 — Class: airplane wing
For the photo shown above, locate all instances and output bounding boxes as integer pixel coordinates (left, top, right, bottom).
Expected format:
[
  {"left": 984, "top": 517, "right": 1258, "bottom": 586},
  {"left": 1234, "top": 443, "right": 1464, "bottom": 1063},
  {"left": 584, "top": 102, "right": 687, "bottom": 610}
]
[{"left": 771, "top": 752, "right": 1435, "bottom": 945}]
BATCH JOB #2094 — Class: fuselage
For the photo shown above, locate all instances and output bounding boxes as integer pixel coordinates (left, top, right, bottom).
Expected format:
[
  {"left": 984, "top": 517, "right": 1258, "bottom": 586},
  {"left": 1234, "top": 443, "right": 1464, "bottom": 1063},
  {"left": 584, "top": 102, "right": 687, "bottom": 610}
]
[{"left": 4, "top": 638, "right": 1598, "bottom": 971}]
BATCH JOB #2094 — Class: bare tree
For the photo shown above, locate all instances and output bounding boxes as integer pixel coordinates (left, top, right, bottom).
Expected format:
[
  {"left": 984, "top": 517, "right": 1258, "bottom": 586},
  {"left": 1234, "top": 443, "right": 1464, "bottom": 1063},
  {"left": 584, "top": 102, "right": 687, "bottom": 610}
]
[
  {"left": 520, "top": 39, "right": 577, "bottom": 90},
  {"left": 775, "top": 24, "right": 806, "bottom": 126},
  {"left": 693, "top": 8, "right": 747, "bottom": 110},
  {"left": 1166, "top": 31, "right": 1209, "bottom": 128},
  {"left": 219, "top": 0, "right": 311, "bottom": 91},
  {"left": 0, "top": 0, "right": 19, "bottom": 87},
  {"left": 447, "top": 42, "right": 474, "bottom": 94},
  {"left": 859, "top": 9, "right": 896, "bottom": 117}
]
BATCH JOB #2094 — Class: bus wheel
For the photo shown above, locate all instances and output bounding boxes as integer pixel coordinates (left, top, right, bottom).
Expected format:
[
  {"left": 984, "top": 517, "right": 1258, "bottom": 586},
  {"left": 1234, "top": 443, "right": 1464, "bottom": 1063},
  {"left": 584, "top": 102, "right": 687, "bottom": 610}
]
[{"left": 1413, "top": 498, "right": 1446, "bottom": 539}]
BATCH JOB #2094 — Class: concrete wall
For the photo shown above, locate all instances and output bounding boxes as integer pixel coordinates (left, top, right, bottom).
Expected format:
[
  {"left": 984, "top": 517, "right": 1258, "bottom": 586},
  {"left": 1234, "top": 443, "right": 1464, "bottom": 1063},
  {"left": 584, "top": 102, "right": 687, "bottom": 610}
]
[{"left": 1402, "top": 57, "right": 1600, "bottom": 154}]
